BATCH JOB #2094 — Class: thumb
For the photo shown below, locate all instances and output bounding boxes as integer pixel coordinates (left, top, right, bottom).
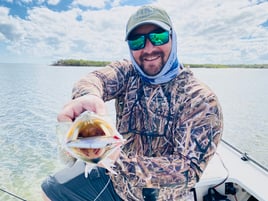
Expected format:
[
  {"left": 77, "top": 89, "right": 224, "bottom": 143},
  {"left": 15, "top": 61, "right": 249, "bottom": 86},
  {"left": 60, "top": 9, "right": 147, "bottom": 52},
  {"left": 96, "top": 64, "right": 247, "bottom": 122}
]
[
  {"left": 82, "top": 95, "right": 107, "bottom": 116},
  {"left": 95, "top": 102, "right": 107, "bottom": 116}
]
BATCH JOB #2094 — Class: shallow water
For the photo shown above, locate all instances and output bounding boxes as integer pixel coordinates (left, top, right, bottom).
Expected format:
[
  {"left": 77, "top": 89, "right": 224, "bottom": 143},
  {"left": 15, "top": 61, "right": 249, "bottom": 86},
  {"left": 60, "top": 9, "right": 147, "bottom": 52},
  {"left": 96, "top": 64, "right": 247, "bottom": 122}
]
[{"left": 0, "top": 64, "right": 267, "bottom": 200}]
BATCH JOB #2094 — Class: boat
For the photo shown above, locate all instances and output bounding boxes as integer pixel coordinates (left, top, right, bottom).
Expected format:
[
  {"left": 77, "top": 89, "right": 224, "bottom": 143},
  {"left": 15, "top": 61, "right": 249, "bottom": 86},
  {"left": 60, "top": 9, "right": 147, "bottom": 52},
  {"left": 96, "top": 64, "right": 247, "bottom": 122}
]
[{"left": 193, "top": 139, "right": 268, "bottom": 201}]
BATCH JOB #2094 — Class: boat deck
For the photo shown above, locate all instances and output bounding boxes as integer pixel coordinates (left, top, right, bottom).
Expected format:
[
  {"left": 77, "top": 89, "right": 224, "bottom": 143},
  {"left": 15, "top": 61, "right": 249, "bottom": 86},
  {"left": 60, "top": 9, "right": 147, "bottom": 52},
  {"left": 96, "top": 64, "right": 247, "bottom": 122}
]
[{"left": 196, "top": 141, "right": 268, "bottom": 201}]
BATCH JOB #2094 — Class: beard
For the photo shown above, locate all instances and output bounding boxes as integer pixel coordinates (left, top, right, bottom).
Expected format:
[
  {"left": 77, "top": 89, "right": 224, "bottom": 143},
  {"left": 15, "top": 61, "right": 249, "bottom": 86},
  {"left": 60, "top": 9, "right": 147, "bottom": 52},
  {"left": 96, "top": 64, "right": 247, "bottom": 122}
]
[{"left": 139, "top": 51, "right": 165, "bottom": 76}]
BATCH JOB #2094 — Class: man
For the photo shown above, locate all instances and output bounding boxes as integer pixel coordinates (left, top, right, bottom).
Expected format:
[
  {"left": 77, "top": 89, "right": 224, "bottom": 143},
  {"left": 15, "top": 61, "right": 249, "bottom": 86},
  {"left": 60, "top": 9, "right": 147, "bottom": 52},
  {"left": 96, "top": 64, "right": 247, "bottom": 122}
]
[{"left": 42, "top": 5, "right": 223, "bottom": 201}]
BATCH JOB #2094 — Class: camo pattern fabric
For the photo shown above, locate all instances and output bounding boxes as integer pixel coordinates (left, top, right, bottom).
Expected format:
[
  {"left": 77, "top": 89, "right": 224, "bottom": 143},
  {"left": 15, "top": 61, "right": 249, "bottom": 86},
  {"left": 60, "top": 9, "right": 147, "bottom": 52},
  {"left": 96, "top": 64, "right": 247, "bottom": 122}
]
[{"left": 72, "top": 60, "right": 223, "bottom": 201}]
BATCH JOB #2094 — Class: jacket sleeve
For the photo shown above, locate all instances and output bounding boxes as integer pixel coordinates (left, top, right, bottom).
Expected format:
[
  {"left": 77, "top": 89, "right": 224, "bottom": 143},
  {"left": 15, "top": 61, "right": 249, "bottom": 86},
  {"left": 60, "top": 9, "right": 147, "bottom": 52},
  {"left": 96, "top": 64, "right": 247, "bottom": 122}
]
[{"left": 114, "top": 81, "right": 223, "bottom": 190}]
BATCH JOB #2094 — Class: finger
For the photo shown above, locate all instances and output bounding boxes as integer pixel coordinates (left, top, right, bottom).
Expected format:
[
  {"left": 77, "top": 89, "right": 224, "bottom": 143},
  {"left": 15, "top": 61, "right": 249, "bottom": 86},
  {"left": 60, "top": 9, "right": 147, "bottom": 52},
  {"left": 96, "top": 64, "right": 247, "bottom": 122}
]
[
  {"left": 94, "top": 103, "right": 107, "bottom": 115},
  {"left": 57, "top": 105, "right": 80, "bottom": 122},
  {"left": 57, "top": 114, "right": 73, "bottom": 122},
  {"left": 82, "top": 95, "right": 107, "bottom": 115},
  {"left": 57, "top": 95, "right": 107, "bottom": 122}
]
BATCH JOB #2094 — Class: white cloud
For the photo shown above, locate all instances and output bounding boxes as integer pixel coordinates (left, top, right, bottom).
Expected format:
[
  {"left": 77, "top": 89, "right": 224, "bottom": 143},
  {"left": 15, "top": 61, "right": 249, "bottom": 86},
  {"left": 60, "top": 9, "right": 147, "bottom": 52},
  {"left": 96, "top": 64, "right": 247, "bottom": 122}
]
[
  {"left": 71, "top": 0, "right": 107, "bottom": 9},
  {"left": 0, "top": 6, "right": 10, "bottom": 16},
  {"left": 110, "top": 0, "right": 121, "bottom": 7},
  {"left": 0, "top": 0, "right": 267, "bottom": 64},
  {"left": 47, "top": 0, "right": 61, "bottom": 6},
  {"left": 0, "top": 5, "right": 130, "bottom": 62},
  {"left": 0, "top": 7, "right": 25, "bottom": 43},
  {"left": 151, "top": 0, "right": 268, "bottom": 64},
  {"left": 20, "top": 0, "right": 34, "bottom": 3}
]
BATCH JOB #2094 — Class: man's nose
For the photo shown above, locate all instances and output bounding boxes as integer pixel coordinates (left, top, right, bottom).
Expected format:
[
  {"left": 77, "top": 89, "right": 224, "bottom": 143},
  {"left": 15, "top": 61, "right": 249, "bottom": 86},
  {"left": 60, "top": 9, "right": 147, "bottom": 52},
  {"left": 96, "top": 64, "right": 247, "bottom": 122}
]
[{"left": 143, "top": 38, "right": 154, "bottom": 53}]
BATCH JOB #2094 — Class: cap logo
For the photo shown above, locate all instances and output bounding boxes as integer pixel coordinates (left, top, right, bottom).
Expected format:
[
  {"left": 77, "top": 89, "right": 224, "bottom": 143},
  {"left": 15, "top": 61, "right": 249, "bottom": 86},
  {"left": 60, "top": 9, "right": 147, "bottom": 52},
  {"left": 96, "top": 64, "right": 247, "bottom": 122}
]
[{"left": 134, "top": 7, "right": 154, "bottom": 21}]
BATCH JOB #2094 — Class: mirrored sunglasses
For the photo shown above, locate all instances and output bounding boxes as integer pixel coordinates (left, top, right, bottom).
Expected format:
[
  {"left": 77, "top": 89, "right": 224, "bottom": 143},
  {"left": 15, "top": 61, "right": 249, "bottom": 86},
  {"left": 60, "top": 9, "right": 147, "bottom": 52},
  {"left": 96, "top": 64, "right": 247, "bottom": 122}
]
[{"left": 128, "top": 30, "right": 170, "bottom": 51}]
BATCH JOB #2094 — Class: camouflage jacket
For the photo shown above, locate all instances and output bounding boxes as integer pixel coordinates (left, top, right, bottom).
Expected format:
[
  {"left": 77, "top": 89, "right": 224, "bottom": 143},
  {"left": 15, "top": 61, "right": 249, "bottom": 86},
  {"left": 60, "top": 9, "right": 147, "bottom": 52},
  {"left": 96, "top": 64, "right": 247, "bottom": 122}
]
[{"left": 72, "top": 60, "right": 223, "bottom": 201}]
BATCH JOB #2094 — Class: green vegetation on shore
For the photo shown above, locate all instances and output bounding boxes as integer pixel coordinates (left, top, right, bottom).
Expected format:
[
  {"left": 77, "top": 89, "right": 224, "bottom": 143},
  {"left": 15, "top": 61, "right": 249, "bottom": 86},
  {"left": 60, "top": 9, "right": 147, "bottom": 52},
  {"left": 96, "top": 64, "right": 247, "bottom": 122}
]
[
  {"left": 52, "top": 59, "right": 268, "bottom": 68},
  {"left": 187, "top": 64, "right": 268, "bottom": 68},
  {"left": 52, "top": 59, "right": 110, "bottom": 67}
]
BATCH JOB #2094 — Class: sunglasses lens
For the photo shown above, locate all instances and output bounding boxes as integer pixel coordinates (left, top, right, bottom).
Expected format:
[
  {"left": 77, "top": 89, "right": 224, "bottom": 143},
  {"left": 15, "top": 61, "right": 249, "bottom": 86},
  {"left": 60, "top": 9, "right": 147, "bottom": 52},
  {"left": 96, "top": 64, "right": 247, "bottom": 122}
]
[
  {"left": 149, "top": 31, "right": 169, "bottom": 46},
  {"left": 128, "top": 31, "right": 170, "bottom": 51},
  {"left": 128, "top": 36, "right": 145, "bottom": 50}
]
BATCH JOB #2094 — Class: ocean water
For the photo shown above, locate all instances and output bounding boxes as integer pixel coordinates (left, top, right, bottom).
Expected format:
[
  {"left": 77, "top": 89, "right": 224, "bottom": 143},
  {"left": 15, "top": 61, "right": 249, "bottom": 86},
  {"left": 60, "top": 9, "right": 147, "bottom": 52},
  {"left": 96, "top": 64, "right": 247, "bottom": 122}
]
[{"left": 0, "top": 64, "right": 267, "bottom": 201}]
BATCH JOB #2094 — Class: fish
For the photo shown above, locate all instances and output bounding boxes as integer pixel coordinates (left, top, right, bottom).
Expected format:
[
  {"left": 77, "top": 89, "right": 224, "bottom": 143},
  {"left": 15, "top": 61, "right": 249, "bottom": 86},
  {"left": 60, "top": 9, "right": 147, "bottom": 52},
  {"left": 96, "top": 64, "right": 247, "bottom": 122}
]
[
  {"left": 66, "top": 135, "right": 124, "bottom": 149},
  {"left": 61, "top": 111, "right": 125, "bottom": 177}
]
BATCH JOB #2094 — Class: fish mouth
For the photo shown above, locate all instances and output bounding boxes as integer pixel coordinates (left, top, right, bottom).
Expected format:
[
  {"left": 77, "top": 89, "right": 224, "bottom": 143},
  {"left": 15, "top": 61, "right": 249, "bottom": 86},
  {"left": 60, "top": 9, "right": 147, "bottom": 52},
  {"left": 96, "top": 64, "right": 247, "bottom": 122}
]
[{"left": 65, "top": 112, "right": 115, "bottom": 161}]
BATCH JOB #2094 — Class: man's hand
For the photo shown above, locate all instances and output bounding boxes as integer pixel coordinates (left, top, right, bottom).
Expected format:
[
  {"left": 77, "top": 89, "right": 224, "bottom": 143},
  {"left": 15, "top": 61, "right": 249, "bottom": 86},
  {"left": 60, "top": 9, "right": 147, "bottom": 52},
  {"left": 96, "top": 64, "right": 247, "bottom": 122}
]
[{"left": 57, "top": 95, "right": 107, "bottom": 122}]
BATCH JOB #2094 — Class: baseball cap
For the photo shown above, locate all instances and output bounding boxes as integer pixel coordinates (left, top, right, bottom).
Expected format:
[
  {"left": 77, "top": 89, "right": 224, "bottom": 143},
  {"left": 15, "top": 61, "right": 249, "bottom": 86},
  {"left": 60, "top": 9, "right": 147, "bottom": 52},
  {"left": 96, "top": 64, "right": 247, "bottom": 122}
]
[{"left": 125, "top": 6, "right": 172, "bottom": 40}]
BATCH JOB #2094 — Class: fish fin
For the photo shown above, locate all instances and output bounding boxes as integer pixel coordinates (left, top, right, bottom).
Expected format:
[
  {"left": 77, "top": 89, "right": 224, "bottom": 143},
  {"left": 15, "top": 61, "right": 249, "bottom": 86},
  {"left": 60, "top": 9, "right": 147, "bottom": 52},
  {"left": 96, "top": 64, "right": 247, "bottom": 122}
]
[
  {"left": 84, "top": 163, "right": 95, "bottom": 178},
  {"left": 98, "top": 158, "right": 117, "bottom": 174},
  {"left": 97, "top": 144, "right": 122, "bottom": 174}
]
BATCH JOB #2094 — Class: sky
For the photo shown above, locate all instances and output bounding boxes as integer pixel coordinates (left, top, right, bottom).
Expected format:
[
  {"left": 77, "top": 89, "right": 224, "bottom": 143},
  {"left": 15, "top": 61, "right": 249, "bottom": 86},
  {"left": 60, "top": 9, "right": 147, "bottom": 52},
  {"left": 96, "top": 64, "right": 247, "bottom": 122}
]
[{"left": 0, "top": 0, "right": 268, "bottom": 64}]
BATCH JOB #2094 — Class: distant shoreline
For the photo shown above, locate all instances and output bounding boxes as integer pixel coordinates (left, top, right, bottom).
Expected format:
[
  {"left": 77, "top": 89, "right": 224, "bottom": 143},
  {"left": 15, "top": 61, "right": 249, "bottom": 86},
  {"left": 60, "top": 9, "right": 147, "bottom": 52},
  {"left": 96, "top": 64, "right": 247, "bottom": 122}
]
[
  {"left": 51, "top": 59, "right": 268, "bottom": 68},
  {"left": 186, "top": 64, "right": 268, "bottom": 68},
  {"left": 52, "top": 59, "right": 110, "bottom": 67}
]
